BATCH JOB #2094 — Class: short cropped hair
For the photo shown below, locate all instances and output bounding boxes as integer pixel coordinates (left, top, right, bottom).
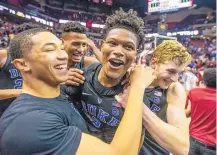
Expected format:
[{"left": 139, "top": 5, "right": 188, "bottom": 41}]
[
  {"left": 103, "top": 8, "right": 145, "bottom": 48},
  {"left": 16, "top": 22, "right": 42, "bottom": 33},
  {"left": 9, "top": 28, "right": 47, "bottom": 61},
  {"left": 61, "top": 22, "right": 88, "bottom": 35},
  {"left": 203, "top": 68, "right": 216, "bottom": 88},
  {"left": 153, "top": 40, "right": 191, "bottom": 65}
]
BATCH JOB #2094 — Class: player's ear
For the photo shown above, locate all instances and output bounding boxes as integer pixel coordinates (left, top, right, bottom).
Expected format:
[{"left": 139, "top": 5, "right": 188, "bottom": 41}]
[
  {"left": 13, "top": 58, "right": 30, "bottom": 72},
  {"left": 150, "top": 57, "right": 157, "bottom": 69}
]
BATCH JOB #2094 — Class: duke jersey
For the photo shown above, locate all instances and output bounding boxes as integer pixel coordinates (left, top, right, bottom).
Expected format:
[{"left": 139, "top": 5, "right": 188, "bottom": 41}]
[
  {"left": 140, "top": 87, "right": 169, "bottom": 155},
  {"left": 63, "top": 63, "right": 125, "bottom": 143},
  {"left": 0, "top": 51, "right": 22, "bottom": 116}
]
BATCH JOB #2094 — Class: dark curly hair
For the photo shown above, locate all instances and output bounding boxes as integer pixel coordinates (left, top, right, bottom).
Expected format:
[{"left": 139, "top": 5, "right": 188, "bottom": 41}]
[
  {"left": 9, "top": 28, "right": 47, "bottom": 61},
  {"left": 203, "top": 68, "right": 216, "bottom": 88},
  {"left": 61, "top": 22, "right": 88, "bottom": 34},
  {"left": 15, "top": 22, "right": 42, "bottom": 33},
  {"left": 103, "top": 8, "right": 145, "bottom": 48}
]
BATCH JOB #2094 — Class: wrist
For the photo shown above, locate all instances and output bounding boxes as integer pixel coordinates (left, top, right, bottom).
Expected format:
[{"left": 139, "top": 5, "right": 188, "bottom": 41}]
[{"left": 131, "top": 82, "right": 147, "bottom": 90}]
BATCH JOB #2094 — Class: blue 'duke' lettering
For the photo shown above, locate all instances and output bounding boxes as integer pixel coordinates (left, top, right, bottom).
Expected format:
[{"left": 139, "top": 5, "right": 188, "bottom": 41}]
[
  {"left": 9, "top": 69, "right": 22, "bottom": 78},
  {"left": 84, "top": 103, "right": 120, "bottom": 128},
  {"left": 9, "top": 69, "right": 23, "bottom": 89}
]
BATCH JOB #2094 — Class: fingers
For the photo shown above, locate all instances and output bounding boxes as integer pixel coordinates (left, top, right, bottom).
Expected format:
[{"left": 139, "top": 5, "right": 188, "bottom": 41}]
[
  {"left": 66, "top": 68, "right": 85, "bottom": 86},
  {"left": 66, "top": 76, "right": 84, "bottom": 86},
  {"left": 68, "top": 68, "right": 84, "bottom": 75},
  {"left": 65, "top": 80, "right": 80, "bottom": 86}
]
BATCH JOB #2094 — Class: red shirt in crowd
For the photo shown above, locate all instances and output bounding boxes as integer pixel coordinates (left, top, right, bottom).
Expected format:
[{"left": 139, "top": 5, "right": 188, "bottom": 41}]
[{"left": 187, "top": 87, "right": 216, "bottom": 146}]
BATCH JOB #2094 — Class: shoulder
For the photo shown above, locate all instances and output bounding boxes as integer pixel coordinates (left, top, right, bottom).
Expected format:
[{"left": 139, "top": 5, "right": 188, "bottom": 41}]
[
  {"left": 83, "top": 62, "right": 101, "bottom": 73},
  {"left": 168, "top": 82, "right": 185, "bottom": 94},
  {"left": 0, "top": 109, "right": 82, "bottom": 155},
  {"left": 84, "top": 56, "right": 98, "bottom": 67},
  {"left": 167, "top": 82, "right": 186, "bottom": 106}
]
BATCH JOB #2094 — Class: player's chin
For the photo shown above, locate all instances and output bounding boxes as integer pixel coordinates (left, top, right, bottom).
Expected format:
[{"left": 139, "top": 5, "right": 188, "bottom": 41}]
[
  {"left": 56, "top": 76, "right": 68, "bottom": 84},
  {"left": 159, "top": 81, "right": 171, "bottom": 89},
  {"left": 71, "top": 58, "right": 82, "bottom": 63},
  {"left": 53, "top": 73, "right": 68, "bottom": 84}
]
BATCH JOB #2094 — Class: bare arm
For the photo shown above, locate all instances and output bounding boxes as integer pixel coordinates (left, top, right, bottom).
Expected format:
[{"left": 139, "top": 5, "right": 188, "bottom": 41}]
[
  {"left": 84, "top": 38, "right": 102, "bottom": 65},
  {"left": 0, "top": 89, "right": 22, "bottom": 100},
  {"left": 185, "top": 100, "right": 191, "bottom": 116},
  {"left": 91, "top": 46, "right": 102, "bottom": 62},
  {"left": 142, "top": 82, "right": 189, "bottom": 155},
  {"left": 84, "top": 56, "right": 99, "bottom": 67},
  {"left": 0, "top": 49, "right": 8, "bottom": 69}
]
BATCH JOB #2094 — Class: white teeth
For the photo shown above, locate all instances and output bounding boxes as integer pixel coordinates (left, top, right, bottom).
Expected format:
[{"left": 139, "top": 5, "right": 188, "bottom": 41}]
[
  {"left": 55, "top": 65, "right": 67, "bottom": 70},
  {"left": 73, "top": 53, "right": 82, "bottom": 56},
  {"left": 111, "top": 59, "right": 123, "bottom": 64}
]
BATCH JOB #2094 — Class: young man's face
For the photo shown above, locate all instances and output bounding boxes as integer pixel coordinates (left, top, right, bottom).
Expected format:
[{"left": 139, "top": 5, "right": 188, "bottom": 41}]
[
  {"left": 101, "top": 28, "right": 137, "bottom": 80},
  {"left": 25, "top": 32, "right": 68, "bottom": 86},
  {"left": 62, "top": 32, "right": 88, "bottom": 64},
  {"left": 152, "top": 59, "right": 188, "bottom": 89}
]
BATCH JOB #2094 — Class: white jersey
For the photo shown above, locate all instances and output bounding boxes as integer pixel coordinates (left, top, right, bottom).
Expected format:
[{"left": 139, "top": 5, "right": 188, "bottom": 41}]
[{"left": 182, "top": 72, "right": 198, "bottom": 91}]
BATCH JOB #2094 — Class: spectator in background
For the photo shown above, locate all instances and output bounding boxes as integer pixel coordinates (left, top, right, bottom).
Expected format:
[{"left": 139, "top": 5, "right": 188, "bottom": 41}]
[
  {"left": 211, "top": 48, "right": 216, "bottom": 59},
  {"left": 181, "top": 67, "right": 198, "bottom": 94},
  {"left": 187, "top": 68, "right": 216, "bottom": 155}
]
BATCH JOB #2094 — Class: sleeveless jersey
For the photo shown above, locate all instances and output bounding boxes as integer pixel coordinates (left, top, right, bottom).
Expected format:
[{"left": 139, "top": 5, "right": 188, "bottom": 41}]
[
  {"left": 65, "top": 63, "right": 125, "bottom": 143},
  {"left": 0, "top": 51, "right": 22, "bottom": 116},
  {"left": 140, "top": 87, "right": 169, "bottom": 155}
]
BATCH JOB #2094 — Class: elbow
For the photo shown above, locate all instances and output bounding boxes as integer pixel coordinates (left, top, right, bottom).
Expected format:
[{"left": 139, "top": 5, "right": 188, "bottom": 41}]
[
  {"left": 176, "top": 140, "right": 190, "bottom": 155},
  {"left": 182, "top": 142, "right": 190, "bottom": 155}
]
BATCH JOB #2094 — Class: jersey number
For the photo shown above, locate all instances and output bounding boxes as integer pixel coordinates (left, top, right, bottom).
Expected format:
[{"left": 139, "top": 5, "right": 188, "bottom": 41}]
[{"left": 14, "top": 79, "right": 22, "bottom": 89}]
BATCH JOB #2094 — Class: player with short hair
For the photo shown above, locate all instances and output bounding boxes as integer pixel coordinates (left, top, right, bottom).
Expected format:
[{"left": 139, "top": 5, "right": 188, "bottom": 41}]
[
  {"left": 0, "top": 22, "right": 41, "bottom": 116},
  {"left": 62, "top": 8, "right": 148, "bottom": 145},
  {"left": 0, "top": 27, "right": 151, "bottom": 155},
  {"left": 61, "top": 22, "right": 101, "bottom": 69}
]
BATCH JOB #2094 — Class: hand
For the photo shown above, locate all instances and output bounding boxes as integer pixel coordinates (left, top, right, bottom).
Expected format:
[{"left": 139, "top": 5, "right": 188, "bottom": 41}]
[
  {"left": 115, "top": 85, "right": 130, "bottom": 108},
  {"left": 65, "top": 68, "right": 85, "bottom": 86},
  {"left": 130, "top": 65, "right": 156, "bottom": 89},
  {"left": 121, "top": 71, "right": 130, "bottom": 85},
  {"left": 86, "top": 38, "right": 96, "bottom": 49},
  {"left": 121, "top": 63, "right": 136, "bottom": 85}
]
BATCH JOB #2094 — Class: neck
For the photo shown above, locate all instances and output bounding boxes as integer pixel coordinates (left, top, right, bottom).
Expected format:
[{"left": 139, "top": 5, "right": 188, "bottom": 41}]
[
  {"left": 68, "top": 60, "right": 76, "bottom": 68},
  {"left": 98, "top": 68, "right": 121, "bottom": 87},
  {"left": 149, "top": 79, "right": 159, "bottom": 88},
  {"left": 22, "top": 75, "right": 60, "bottom": 98}
]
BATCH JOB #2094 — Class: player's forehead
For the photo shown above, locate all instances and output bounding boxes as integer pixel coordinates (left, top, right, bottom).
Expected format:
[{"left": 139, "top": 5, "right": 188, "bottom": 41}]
[
  {"left": 65, "top": 32, "right": 87, "bottom": 43},
  {"left": 162, "top": 60, "right": 187, "bottom": 72},
  {"left": 31, "top": 32, "right": 62, "bottom": 48}
]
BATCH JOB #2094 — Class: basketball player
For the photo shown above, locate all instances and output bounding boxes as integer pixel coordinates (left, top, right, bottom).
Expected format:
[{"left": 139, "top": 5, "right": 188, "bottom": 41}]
[
  {"left": 0, "top": 27, "right": 154, "bottom": 155},
  {"left": 117, "top": 40, "right": 191, "bottom": 155},
  {"left": 61, "top": 21, "right": 101, "bottom": 69},
  {"left": 61, "top": 9, "right": 146, "bottom": 143},
  {"left": 0, "top": 23, "right": 40, "bottom": 116},
  {"left": 68, "top": 40, "right": 191, "bottom": 154}
]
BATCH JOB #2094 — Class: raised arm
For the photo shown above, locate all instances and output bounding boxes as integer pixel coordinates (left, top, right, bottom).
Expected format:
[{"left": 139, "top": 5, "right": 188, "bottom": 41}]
[
  {"left": 0, "top": 49, "right": 8, "bottom": 69},
  {"left": 83, "top": 38, "right": 102, "bottom": 66}
]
